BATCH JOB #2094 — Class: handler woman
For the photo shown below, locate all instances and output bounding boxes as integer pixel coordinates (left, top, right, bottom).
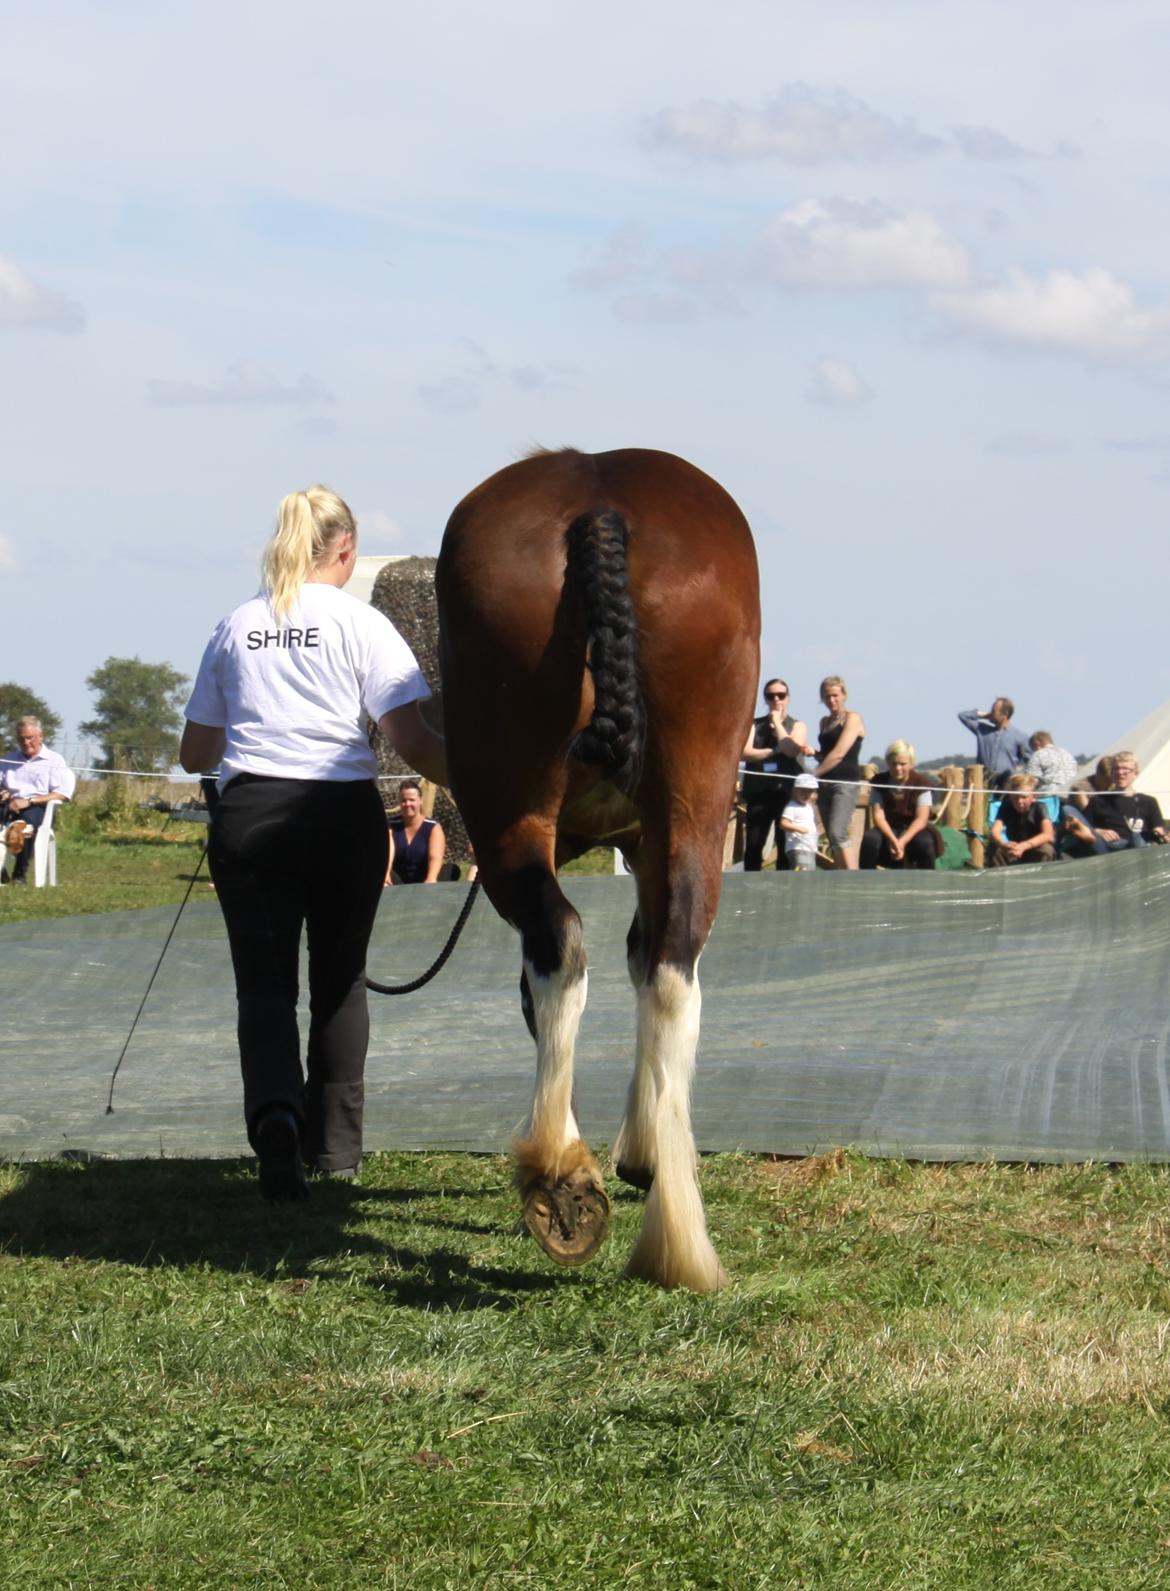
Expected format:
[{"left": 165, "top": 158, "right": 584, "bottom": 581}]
[{"left": 180, "top": 486, "right": 445, "bottom": 1200}]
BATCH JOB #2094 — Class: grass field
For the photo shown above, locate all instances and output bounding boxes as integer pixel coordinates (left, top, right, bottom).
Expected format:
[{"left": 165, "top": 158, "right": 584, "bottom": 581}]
[
  {"left": 5, "top": 813, "right": 1170, "bottom": 1585},
  {"left": 4, "top": 1151, "right": 1170, "bottom": 1588}
]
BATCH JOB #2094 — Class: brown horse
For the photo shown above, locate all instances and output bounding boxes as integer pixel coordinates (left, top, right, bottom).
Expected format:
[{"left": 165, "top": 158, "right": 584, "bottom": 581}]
[{"left": 436, "top": 447, "right": 760, "bottom": 1290}]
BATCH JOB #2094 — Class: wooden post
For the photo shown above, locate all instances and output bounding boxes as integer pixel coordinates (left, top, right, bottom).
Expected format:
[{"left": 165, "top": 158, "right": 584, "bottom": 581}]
[
  {"left": 936, "top": 766, "right": 964, "bottom": 830},
  {"left": 966, "top": 764, "right": 987, "bottom": 869}
]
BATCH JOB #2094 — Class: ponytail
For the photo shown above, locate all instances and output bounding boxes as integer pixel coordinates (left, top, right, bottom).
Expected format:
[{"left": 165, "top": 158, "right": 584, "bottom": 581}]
[{"left": 261, "top": 485, "right": 356, "bottom": 620}]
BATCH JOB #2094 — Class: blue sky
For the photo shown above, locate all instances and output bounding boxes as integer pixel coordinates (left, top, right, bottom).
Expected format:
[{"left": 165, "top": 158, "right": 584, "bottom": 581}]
[{"left": 3, "top": 0, "right": 1168, "bottom": 769}]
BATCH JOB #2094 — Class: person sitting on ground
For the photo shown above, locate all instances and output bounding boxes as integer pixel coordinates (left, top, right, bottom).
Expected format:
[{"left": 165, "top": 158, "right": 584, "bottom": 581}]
[
  {"left": 988, "top": 773, "right": 1056, "bottom": 866},
  {"left": 1081, "top": 752, "right": 1168, "bottom": 853},
  {"left": 958, "top": 697, "right": 1030, "bottom": 791},
  {"left": 779, "top": 773, "right": 820, "bottom": 872},
  {"left": 0, "top": 716, "right": 76, "bottom": 885},
  {"left": 740, "top": 678, "right": 813, "bottom": 871},
  {"left": 860, "top": 741, "right": 942, "bottom": 871},
  {"left": 386, "top": 778, "right": 457, "bottom": 884},
  {"left": 1061, "top": 755, "right": 1114, "bottom": 856}
]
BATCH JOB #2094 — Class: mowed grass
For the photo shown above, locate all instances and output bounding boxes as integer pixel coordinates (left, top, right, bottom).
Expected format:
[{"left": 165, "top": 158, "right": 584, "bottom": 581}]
[{"left": 4, "top": 1150, "right": 1170, "bottom": 1588}]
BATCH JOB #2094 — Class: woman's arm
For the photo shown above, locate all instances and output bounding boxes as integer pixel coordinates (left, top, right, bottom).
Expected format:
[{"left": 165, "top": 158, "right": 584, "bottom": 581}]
[
  {"left": 424, "top": 822, "right": 447, "bottom": 884},
  {"left": 179, "top": 721, "right": 226, "bottom": 774},
  {"left": 775, "top": 719, "right": 811, "bottom": 759},
  {"left": 815, "top": 711, "right": 864, "bottom": 775},
  {"left": 379, "top": 702, "right": 447, "bottom": 787}
]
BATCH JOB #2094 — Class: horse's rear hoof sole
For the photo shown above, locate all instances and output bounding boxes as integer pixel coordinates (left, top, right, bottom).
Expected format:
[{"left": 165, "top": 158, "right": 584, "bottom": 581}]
[
  {"left": 615, "top": 1160, "right": 654, "bottom": 1192},
  {"left": 523, "top": 1172, "right": 611, "bottom": 1266}
]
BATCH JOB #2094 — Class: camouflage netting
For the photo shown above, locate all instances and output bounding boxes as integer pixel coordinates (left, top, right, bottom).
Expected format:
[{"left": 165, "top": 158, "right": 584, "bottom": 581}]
[{"left": 369, "top": 556, "right": 471, "bottom": 863}]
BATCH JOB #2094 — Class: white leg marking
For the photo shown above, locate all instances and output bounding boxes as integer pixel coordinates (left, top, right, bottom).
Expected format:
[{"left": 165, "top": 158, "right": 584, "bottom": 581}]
[
  {"left": 625, "top": 963, "right": 727, "bottom": 1292},
  {"left": 522, "top": 959, "right": 587, "bottom": 1158}
]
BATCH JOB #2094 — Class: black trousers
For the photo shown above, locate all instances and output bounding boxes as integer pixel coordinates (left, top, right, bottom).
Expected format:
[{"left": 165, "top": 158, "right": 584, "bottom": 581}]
[
  {"left": 859, "top": 825, "right": 938, "bottom": 870},
  {"left": 208, "top": 775, "right": 387, "bottom": 1171}
]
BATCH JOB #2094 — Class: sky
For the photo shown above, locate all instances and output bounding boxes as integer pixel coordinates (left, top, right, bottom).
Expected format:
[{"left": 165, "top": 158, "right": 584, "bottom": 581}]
[{"left": 2, "top": 0, "right": 1167, "bottom": 772}]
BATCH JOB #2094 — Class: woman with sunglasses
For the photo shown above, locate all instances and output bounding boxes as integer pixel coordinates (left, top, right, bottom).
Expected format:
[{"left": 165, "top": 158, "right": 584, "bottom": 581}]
[{"left": 741, "top": 678, "right": 813, "bottom": 870}]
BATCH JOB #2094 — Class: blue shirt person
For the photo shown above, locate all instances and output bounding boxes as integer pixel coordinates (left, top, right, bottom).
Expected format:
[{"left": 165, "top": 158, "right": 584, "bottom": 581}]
[{"left": 958, "top": 697, "right": 1031, "bottom": 790}]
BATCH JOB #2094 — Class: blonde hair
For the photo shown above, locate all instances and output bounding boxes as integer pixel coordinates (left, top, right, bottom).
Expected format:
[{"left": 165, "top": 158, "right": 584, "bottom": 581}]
[
  {"left": 820, "top": 675, "right": 847, "bottom": 703},
  {"left": 1006, "top": 773, "right": 1037, "bottom": 792},
  {"left": 886, "top": 739, "right": 915, "bottom": 765},
  {"left": 1113, "top": 750, "right": 1138, "bottom": 770},
  {"left": 262, "top": 486, "right": 356, "bottom": 620}
]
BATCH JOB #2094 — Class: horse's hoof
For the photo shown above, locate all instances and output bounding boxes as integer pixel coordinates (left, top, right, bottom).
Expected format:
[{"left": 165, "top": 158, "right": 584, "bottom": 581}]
[
  {"left": 522, "top": 1170, "right": 611, "bottom": 1266},
  {"left": 615, "top": 1160, "right": 654, "bottom": 1192}
]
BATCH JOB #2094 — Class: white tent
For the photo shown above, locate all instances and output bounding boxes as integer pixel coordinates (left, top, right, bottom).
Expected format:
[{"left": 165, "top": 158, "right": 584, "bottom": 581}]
[{"left": 1080, "top": 699, "right": 1170, "bottom": 802}]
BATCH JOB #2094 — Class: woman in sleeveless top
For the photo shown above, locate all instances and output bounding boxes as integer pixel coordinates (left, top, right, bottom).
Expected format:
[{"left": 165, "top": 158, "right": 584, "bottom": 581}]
[
  {"left": 386, "top": 777, "right": 450, "bottom": 884},
  {"left": 814, "top": 674, "right": 865, "bottom": 870}
]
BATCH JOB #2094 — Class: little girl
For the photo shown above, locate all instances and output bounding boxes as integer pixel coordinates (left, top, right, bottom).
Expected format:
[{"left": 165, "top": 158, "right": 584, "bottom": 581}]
[{"left": 780, "top": 773, "right": 820, "bottom": 872}]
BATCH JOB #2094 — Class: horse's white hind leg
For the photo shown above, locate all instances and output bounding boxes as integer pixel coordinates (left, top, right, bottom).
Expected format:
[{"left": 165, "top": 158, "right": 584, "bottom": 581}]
[
  {"left": 623, "top": 963, "right": 727, "bottom": 1292},
  {"left": 612, "top": 916, "right": 658, "bottom": 1189}
]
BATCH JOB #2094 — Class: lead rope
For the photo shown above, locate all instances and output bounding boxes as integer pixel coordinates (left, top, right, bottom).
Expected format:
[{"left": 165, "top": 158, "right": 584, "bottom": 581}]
[
  {"left": 106, "top": 845, "right": 207, "bottom": 1114},
  {"left": 366, "top": 879, "right": 481, "bottom": 996}
]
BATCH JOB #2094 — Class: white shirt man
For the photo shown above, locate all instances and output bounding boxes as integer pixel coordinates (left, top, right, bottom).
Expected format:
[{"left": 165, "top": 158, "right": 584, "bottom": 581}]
[{"left": 0, "top": 717, "right": 76, "bottom": 883}]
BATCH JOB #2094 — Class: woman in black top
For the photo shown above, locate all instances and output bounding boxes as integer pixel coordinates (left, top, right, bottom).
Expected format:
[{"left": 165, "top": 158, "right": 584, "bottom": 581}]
[{"left": 741, "top": 678, "right": 812, "bottom": 870}]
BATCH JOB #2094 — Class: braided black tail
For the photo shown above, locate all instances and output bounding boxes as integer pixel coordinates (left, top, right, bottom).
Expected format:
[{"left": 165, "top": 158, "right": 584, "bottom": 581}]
[{"left": 566, "top": 510, "right": 645, "bottom": 796}]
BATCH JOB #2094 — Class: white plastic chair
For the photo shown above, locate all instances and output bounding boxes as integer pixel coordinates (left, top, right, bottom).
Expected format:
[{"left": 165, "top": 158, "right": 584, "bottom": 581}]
[{"left": 0, "top": 800, "right": 58, "bottom": 887}]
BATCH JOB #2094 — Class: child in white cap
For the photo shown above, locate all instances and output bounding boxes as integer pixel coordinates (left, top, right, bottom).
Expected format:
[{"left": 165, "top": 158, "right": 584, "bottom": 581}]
[{"left": 780, "top": 773, "right": 820, "bottom": 871}]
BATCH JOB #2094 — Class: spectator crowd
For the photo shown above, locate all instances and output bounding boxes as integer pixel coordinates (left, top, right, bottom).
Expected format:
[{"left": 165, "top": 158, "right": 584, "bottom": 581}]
[{"left": 741, "top": 682, "right": 1168, "bottom": 873}]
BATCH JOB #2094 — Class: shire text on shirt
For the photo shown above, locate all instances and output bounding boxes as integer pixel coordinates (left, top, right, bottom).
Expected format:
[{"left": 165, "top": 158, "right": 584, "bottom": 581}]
[{"left": 246, "top": 627, "right": 320, "bottom": 650}]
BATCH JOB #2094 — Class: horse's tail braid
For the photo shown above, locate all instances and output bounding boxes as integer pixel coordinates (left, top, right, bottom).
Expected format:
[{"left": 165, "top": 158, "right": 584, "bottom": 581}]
[{"left": 566, "top": 509, "right": 645, "bottom": 796}]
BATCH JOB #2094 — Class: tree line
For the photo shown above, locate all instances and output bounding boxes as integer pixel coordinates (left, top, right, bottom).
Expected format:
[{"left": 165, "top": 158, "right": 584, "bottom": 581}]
[{"left": 1, "top": 658, "right": 189, "bottom": 772}]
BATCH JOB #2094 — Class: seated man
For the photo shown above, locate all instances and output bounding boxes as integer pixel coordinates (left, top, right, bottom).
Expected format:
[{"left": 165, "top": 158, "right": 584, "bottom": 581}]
[
  {"left": 0, "top": 716, "right": 76, "bottom": 884},
  {"left": 860, "top": 740, "right": 942, "bottom": 870},
  {"left": 988, "top": 773, "right": 1056, "bottom": 866},
  {"left": 1081, "top": 752, "right": 1168, "bottom": 853}
]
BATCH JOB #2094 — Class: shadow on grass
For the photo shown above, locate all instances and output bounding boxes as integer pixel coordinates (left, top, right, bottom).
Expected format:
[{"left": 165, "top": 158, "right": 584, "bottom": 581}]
[{"left": 0, "top": 1158, "right": 563, "bottom": 1310}]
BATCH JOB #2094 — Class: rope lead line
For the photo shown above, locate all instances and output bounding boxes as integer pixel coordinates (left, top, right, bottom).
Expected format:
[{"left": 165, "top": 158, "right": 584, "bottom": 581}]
[
  {"left": 366, "top": 880, "right": 481, "bottom": 997},
  {"left": 106, "top": 846, "right": 207, "bottom": 1114}
]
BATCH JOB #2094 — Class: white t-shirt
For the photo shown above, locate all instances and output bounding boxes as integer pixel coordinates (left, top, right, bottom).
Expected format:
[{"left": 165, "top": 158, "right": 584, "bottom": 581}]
[
  {"left": 185, "top": 583, "right": 430, "bottom": 786},
  {"left": 782, "top": 798, "right": 818, "bottom": 861}
]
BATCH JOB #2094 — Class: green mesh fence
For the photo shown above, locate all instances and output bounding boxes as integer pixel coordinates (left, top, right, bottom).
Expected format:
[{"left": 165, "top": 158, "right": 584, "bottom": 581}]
[{"left": 2, "top": 850, "right": 1168, "bottom": 1163}]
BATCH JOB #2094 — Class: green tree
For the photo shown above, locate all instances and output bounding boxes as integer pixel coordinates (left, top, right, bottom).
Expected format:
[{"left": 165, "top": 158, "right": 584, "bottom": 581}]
[
  {"left": 0, "top": 683, "right": 63, "bottom": 750},
  {"left": 80, "top": 656, "right": 190, "bottom": 772}
]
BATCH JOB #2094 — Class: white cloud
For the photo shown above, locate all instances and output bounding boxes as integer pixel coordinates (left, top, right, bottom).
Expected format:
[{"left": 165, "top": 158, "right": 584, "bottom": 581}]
[
  {"left": 643, "top": 87, "right": 941, "bottom": 166},
  {"left": 614, "top": 293, "right": 699, "bottom": 325},
  {"left": 295, "top": 415, "right": 340, "bottom": 437},
  {"left": 419, "top": 345, "right": 576, "bottom": 413},
  {"left": 1103, "top": 433, "right": 1170, "bottom": 453},
  {"left": 950, "top": 124, "right": 1032, "bottom": 163},
  {"left": 750, "top": 199, "right": 973, "bottom": 291},
  {"left": 417, "top": 375, "right": 481, "bottom": 414},
  {"left": 356, "top": 509, "right": 405, "bottom": 545},
  {"left": 0, "top": 531, "right": 17, "bottom": 573},
  {"left": 148, "top": 362, "right": 333, "bottom": 406},
  {"left": 0, "top": 255, "right": 84, "bottom": 332},
  {"left": 568, "top": 223, "right": 651, "bottom": 291},
  {"left": 986, "top": 432, "right": 1072, "bottom": 457},
  {"left": 933, "top": 268, "right": 1170, "bottom": 364},
  {"left": 805, "top": 359, "right": 873, "bottom": 407}
]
